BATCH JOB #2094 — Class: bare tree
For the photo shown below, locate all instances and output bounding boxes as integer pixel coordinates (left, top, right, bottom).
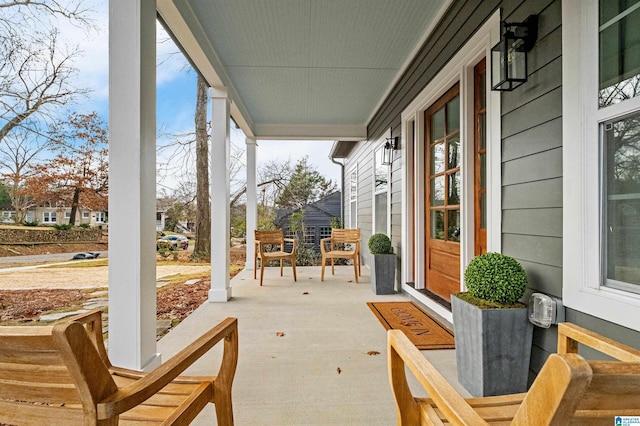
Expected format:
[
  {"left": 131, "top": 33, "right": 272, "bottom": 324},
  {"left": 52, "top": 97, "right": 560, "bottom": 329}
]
[
  {"left": 0, "top": 127, "right": 49, "bottom": 222},
  {"left": 0, "top": 0, "right": 92, "bottom": 25},
  {"left": 193, "top": 74, "right": 210, "bottom": 257},
  {"left": 0, "top": 0, "right": 93, "bottom": 146}
]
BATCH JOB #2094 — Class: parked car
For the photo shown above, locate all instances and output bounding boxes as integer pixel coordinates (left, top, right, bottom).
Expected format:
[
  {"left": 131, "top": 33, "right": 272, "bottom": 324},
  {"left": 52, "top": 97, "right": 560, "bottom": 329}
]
[
  {"left": 157, "top": 234, "right": 189, "bottom": 250},
  {"left": 72, "top": 252, "right": 101, "bottom": 260}
]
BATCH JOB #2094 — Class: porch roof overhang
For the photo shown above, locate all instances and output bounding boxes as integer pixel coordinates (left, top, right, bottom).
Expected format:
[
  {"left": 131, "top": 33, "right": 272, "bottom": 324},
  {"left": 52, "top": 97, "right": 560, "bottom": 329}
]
[{"left": 157, "top": 0, "right": 451, "bottom": 142}]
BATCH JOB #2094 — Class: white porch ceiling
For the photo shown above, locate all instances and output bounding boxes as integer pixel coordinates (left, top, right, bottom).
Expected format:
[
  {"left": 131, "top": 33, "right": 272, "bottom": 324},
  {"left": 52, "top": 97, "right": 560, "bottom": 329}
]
[{"left": 157, "top": 0, "right": 450, "bottom": 140}]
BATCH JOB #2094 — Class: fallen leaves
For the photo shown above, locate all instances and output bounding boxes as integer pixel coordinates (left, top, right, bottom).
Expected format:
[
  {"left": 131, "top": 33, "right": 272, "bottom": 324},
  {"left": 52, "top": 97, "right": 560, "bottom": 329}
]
[
  {"left": 367, "top": 351, "right": 381, "bottom": 356},
  {"left": 336, "top": 367, "right": 341, "bottom": 374},
  {"left": 276, "top": 332, "right": 285, "bottom": 337},
  {"left": 302, "top": 292, "right": 309, "bottom": 295}
]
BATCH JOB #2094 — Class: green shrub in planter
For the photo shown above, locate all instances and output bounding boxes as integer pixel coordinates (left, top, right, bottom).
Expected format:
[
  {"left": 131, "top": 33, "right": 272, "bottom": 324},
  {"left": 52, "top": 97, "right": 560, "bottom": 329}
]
[
  {"left": 463, "top": 252, "right": 527, "bottom": 305},
  {"left": 368, "top": 233, "right": 393, "bottom": 254}
]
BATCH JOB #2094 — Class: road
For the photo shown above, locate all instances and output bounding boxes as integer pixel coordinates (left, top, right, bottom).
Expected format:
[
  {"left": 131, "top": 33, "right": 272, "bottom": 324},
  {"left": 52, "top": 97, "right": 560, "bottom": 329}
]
[{"left": 0, "top": 251, "right": 109, "bottom": 267}]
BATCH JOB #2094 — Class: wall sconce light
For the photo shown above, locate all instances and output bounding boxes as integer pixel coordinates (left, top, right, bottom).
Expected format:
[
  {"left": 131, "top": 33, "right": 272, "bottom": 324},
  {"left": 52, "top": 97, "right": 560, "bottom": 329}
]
[
  {"left": 382, "top": 128, "right": 398, "bottom": 166},
  {"left": 491, "top": 14, "right": 538, "bottom": 91}
]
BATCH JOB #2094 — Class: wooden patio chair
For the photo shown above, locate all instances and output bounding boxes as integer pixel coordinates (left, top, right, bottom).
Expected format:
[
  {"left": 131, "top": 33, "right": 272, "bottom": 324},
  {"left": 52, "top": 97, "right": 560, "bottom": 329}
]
[
  {"left": 320, "top": 228, "right": 361, "bottom": 282},
  {"left": 0, "top": 309, "right": 239, "bottom": 425},
  {"left": 388, "top": 322, "right": 640, "bottom": 425},
  {"left": 254, "top": 229, "right": 297, "bottom": 286}
]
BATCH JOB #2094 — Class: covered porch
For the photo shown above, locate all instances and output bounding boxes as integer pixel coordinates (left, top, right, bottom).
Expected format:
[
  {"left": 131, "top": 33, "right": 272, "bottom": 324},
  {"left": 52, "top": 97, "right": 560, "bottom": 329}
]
[
  {"left": 107, "top": 0, "right": 453, "bottom": 369},
  {"left": 157, "top": 265, "right": 468, "bottom": 425}
]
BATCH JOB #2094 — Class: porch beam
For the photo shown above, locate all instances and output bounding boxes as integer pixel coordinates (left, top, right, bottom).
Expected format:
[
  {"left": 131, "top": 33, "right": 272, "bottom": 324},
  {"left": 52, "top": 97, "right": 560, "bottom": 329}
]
[
  {"left": 209, "top": 86, "right": 232, "bottom": 302},
  {"left": 245, "top": 137, "right": 257, "bottom": 270},
  {"left": 107, "top": 0, "right": 160, "bottom": 370}
]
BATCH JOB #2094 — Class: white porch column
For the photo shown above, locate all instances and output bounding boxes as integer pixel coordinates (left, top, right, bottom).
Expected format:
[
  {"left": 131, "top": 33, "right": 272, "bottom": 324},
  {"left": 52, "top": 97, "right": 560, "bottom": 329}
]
[
  {"left": 209, "top": 86, "right": 232, "bottom": 301},
  {"left": 245, "top": 137, "right": 257, "bottom": 269},
  {"left": 107, "top": 0, "right": 160, "bottom": 370}
]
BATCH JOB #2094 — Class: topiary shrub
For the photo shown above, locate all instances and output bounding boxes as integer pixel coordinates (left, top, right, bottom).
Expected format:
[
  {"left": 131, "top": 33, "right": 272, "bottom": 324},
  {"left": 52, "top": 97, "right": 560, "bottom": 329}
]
[
  {"left": 368, "top": 233, "right": 393, "bottom": 255},
  {"left": 464, "top": 252, "right": 527, "bottom": 305}
]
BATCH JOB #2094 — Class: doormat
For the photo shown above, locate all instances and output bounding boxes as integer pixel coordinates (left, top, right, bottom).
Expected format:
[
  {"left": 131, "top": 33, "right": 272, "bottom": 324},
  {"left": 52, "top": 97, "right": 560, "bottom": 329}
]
[{"left": 367, "top": 301, "right": 455, "bottom": 350}]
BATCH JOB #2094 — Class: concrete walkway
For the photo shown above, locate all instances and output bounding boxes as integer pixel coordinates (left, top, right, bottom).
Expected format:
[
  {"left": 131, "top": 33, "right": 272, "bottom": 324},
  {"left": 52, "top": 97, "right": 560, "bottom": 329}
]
[{"left": 158, "top": 265, "right": 467, "bottom": 425}]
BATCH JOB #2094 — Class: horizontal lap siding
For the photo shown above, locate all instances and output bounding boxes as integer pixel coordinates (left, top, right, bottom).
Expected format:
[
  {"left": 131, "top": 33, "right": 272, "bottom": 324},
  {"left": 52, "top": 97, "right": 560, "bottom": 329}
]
[
  {"left": 347, "top": 0, "right": 640, "bottom": 378},
  {"left": 500, "top": 0, "right": 563, "bottom": 374}
]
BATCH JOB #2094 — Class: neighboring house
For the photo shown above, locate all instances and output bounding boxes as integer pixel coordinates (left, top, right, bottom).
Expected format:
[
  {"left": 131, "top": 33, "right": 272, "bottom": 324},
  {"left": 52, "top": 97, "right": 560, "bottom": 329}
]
[
  {"left": 328, "top": 0, "right": 640, "bottom": 375},
  {"left": 275, "top": 191, "right": 341, "bottom": 252},
  {"left": 0, "top": 203, "right": 16, "bottom": 224},
  {"left": 156, "top": 210, "right": 166, "bottom": 232},
  {"left": 0, "top": 202, "right": 108, "bottom": 228}
]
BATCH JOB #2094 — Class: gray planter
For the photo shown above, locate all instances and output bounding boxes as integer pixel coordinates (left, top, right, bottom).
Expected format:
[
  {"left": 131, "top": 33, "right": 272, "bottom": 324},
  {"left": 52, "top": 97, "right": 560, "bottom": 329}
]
[
  {"left": 370, "top": 254, "right": 395, "bottom": 295},
  {"left": 451, "top": 294, "right": 533, "bottom": 397}
]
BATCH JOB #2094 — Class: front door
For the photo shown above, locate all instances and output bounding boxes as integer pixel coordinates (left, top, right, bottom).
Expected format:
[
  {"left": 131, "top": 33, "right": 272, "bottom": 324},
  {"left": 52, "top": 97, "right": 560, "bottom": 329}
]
[
  {"left": 425, "top": 84, "right": 460, "bottom": 302},
  {"left": 474, "top": 59, "right": 487, "bottom": 255}
]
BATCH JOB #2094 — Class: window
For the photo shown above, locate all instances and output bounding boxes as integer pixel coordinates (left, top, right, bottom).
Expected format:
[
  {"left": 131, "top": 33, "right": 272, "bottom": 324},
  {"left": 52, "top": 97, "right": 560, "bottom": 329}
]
[
  {"left": 82, "top": 211, "right": 90, "bottom": 219},
  {"left": 320, "top": 226, "right": 332, "bottom": 240},
  {"left": 304, "top": 227, "right": 315, "bottom": 245},
  {"left": 95, "top": 212, "right": 106, "bottom": 223},
  {"left": 43, "top": 212, "right": 56, "bottom": 223},
  {"left": 563, "top": 0, "right": 640, "bottom": 331},
  {"left": 373, "top": 144, "right": 390, "bottom": 234},
  {"left": 64, "top": 211, "right": 71, "bottom": 219},
  {"left": 349, "top": 167, "right": 358, "bottom": 228},
  {"left": 283, "top": 228, "right": 295, "bottom": 239},
  {"left": 1, "top": 211, "right": 15, "bottom": 222}
]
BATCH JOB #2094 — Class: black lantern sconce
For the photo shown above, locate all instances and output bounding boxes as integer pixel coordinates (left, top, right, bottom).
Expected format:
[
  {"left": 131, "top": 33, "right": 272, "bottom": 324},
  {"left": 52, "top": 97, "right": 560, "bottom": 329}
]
[
  {"left": 491, "top": 15, "right": 538, "bottom": 91},
  {"left": 382, "top": 128, "right": 398, "bottom": 166}
]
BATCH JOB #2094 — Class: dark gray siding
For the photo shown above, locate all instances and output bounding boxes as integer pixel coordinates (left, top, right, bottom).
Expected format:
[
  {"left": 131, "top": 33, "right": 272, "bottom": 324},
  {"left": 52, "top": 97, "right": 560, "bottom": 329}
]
[{"left": 352, "top": 0, "right": 640, "bottom": 379}]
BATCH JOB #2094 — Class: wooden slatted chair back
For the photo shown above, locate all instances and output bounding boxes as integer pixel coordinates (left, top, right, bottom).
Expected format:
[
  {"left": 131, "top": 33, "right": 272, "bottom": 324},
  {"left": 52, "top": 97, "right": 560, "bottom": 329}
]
[
  {"left": 387, "top": 322, "right": 640, "bottom": 425},
  {"left": 0, "top": 326, "right": 87, "bottom": 424},
  {"left": 255, "top": 229, "right": 285, "bottom": 245},
  {"left": 573, "top": 361, "right": 640, "bottom": 424},
  {"left": 330, "top": 228, "right": 360, "bottom": 245},
  {"left": 557, "top": 322, "right": 640, "bottom": 424}
]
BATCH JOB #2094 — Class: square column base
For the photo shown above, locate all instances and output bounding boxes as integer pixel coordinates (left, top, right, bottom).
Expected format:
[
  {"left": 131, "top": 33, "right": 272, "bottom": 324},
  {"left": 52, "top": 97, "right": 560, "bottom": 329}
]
[{"left": 209, "top": 288, "right": 232, "bottom": 302}]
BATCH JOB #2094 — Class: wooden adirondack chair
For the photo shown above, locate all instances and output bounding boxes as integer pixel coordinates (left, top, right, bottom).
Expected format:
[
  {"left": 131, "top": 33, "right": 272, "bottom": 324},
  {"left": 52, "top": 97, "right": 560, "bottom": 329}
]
[
  {"left": 388, "top": 321, "right": 640, "bottom": 425},
  {"left": 0, "top": 309, "right": 239, "bottom": 425}
]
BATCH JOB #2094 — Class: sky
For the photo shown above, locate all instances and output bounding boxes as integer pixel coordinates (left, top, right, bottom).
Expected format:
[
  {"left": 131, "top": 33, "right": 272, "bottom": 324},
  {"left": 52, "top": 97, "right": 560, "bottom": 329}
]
[{"left": 54, "top": 1, "right": 342, "bottom": 196}]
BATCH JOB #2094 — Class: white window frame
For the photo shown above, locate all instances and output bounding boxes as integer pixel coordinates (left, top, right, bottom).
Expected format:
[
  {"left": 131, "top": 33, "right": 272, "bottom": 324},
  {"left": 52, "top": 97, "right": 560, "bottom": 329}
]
[
  {"left": 43, "top": 211, "right": 56, "bottom": 223},
  {"left": 64, "top": 211, "right": 71, "bottom": 219},
  {"left": 563, "top": 0, "right": 640, "bottom": 332},
  {"left": 82, "top": 211, "right": 90, "bottom": 219},
  {"left": 348, "top": 166, "right": 358, "bottom": 229},
  {"left": 95, "top": 211, "right": 106, "bottom": 223},
  {"left": 400, "top": 11, "right": 502, "bottom": 323},
  {"left": 372, "top": 134, "right": 392, "bottom": 236}
]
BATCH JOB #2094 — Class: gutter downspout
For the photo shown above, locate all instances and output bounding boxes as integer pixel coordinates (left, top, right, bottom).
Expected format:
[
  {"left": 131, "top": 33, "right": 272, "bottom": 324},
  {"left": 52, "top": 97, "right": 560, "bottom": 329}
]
[{"left": 328, "top": 150, "right": 345, "bottom": 225}]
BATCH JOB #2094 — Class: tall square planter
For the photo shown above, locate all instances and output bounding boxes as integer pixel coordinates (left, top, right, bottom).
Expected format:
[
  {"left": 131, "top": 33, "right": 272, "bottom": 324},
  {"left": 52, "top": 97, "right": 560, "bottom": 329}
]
[
  {"left": 451, "top": 294, "right": 533, "bottom": 397},
  {"left": 370, "top": 254, "right": 395, "bottom": 295}
]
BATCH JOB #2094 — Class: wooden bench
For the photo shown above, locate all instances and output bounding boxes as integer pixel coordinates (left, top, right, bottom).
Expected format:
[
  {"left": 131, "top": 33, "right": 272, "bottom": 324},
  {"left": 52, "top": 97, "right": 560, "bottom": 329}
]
[
  {"left": 388, "top": 322, "right": 640, "bottom": 425},
  {"left": 0, "top": 309, "right": 239, "bottom": 425},
  {"left": 320, "top": 228, "right": 361, "bottom": 282}
]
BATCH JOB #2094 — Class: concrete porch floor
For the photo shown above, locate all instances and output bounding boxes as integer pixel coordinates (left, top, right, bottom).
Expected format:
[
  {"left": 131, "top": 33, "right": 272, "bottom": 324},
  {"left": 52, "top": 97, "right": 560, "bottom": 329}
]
[{"left": 157, "top": 265, "right": 470, "bottom": 425}]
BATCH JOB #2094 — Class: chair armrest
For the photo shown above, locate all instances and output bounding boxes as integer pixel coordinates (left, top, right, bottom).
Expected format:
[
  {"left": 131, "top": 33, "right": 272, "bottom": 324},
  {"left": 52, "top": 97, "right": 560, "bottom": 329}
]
[
  {"left": 99, "top": 317, "right": 238, "bottom": 419},
  {"left": 283, "top": 238, "right": 297, "bottom": 253},
  {"left": 54, "top": 317, "right": 238, "bottom": 420},
  {"left": 558, "top": 322, "right": 640, "bottom": 361},
  {"left": 388, "top": 330, "right": 489, "bottom": 425},
  {"left": 320, "top": 237, "right": 332, "bottom": 254}
]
